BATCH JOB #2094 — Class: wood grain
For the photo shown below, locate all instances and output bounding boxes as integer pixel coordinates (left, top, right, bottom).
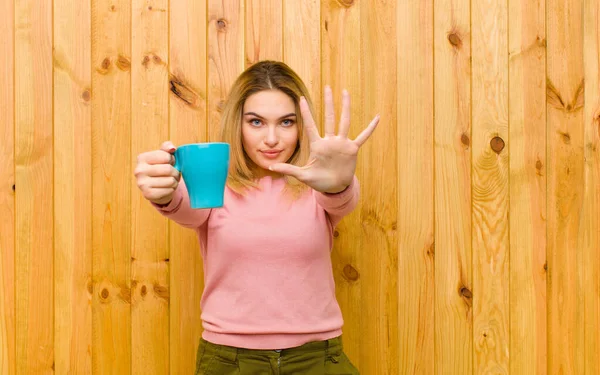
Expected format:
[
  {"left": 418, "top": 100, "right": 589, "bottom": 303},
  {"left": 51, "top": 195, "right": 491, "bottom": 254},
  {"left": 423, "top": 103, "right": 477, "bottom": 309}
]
[
  {"left": 508, "top": 0, "right": 547, "bottom": 373},
  {"left": 547, "top": 0, "right": 585, "bottom": 372},
  {"left": 321, "top": 0, "right": 362, "bottom": 367},
  {"left": 131, "top": 1, "right": 170, "bottom": 373},
  {"left": 471, "top": 0, "right": 510, "bottom": 372},
  {"left": 582, "top": 0, "right": 600, "bottom": 372},
  {"left": 245, "top": 0, "right": 282, "bottom": 66},
  {"left": 396, "top": 0, "right": 437, "bottom": 374},
  {"left": 0, "top": 0, "right": 15, "bottom": 373},
  {"left": 91, "top": 0, "right": 132, "bottom": 372},
  {"left": 169, "top": 0, "right": 207, "bottom": 373},
  {"left": 433, "top": 0, "right": 472, "bottom": 373},
  {"left": 14, "top": 0, "right": 54, "bottom": 372},
  {"left": 361, "top": 0, "right": 398, "bottom": 374},
  {"left": 53, "top": 0, "right": 93, "bottom": 372},
  {"left": 208, "top": 0, "right": 244, "bottom": 142},
  {"left": 283, "top": 0, "right": 321, "bottom": 122}
]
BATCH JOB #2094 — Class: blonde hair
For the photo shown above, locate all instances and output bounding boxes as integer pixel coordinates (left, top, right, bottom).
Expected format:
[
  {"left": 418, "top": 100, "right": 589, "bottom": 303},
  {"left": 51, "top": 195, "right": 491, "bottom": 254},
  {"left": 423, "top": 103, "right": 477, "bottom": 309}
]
[{"left": 218, "top": 60, "right": 314, "bottom": 198}]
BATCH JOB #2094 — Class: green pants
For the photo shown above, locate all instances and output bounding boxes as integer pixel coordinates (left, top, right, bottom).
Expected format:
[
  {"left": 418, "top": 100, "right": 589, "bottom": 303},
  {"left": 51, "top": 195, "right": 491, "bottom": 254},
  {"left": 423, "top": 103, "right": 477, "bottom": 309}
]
[{"left": 195, "top": 335, "right": 360, "bottom": 375}]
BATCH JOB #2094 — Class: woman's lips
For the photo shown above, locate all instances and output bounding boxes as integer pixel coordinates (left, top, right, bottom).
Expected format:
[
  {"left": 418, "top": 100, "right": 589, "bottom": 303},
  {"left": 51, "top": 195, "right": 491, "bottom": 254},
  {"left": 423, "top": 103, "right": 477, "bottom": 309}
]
[{"left": 261, "top": 150, "right": 281, "bottom": 159}]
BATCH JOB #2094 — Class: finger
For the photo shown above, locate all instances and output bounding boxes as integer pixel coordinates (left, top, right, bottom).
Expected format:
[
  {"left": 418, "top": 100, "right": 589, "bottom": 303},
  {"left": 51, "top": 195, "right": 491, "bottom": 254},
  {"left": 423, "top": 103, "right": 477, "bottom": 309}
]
[
  {"left": 324, "top": 85, "right": 335, "bottom": 136},
  {"left": 299, "top": 97, "right": 321, "bottom": 143},
  {"left": 353, "top": 114, "right": 380, "bottom": 147},
  {"left": 138, "top": 150, "right": 174, "bottom": 165},
  {"left": 269, "top": 163, "right": 306, "bottom": 180},
  {"left": 160, "top": 141, "right": 176, "bottom": 153},
  {"left": 136, "top": 164, "right": 179, "bottom": 178},
  {"left": 338, "top": 89, "right": 351, "bottom": 138},
  {"left": 148, "top": 176, "right": 179, "bottom": 189},
  {"left": 144, "top": 188, "right": 176, "bottom": 202}
]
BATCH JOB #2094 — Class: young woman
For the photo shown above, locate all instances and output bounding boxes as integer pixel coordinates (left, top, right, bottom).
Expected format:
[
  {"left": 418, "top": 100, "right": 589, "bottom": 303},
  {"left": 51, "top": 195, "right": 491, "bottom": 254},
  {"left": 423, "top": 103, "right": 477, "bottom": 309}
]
[{"left": 134, "top": 61, "right": 379, "bottom": 374}]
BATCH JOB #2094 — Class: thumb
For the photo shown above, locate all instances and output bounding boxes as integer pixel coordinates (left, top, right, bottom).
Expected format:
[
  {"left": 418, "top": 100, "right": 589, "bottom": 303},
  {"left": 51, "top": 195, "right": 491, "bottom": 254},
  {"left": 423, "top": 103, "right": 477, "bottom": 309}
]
[
  {"left": 269, "top": 163, "right": 305, "bottom": 179},
  {"left": 160, "top": 141, "right": 176, "bottom": 153}
]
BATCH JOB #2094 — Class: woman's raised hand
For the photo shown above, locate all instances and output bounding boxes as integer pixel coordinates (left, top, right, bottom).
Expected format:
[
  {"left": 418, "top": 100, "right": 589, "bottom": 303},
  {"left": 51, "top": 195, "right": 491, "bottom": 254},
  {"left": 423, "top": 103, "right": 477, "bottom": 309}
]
[{"left": 269, "top": 86, "right": 380, "bottom": 193}]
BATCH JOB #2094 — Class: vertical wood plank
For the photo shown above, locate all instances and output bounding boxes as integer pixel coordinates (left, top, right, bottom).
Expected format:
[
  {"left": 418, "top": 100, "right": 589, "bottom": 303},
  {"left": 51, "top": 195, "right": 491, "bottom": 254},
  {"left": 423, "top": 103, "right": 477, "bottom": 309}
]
[
  {"left": 471, "top": 0, "right": 510, "bottom": 372},
  {"left": 546, "top": 0, "right": 585, "bottom": 372},
  {"left": 169, "top": 0, "right": 207, "bottom": 373},
  {"left": 208, "top": 0, "right": 244, "bottom": 142},
  {"left": 14, "top": 0, "right": 54, "bottom": 372},
  {"left": 245, "top": 0, "right": 282, "bottom": 66},
  {"left": 0, "top": 0, "right": 15, "bottom": 373},
  {"left": 53, "top": 0, "right": 93, "bottom": 372},
  {"left": 283, "top": 0, "right": 321, "bottom": 123},
  {"left": 131, "top": 1, "right": 169, "bottom": 373},
  {"left": 321, "top": 0, "right": 362, "bottom": 367},
  {"left": 582, "top": 0, "right": 600, "bottom": 372},
  {"left": 508, "top": 0, "right": 547, "bottom": 373},
  {"left": 361, "top": 0, "right": 398, "bottom": 374},
  {"left": 397, "top": 0, "right": 436, "bottom": 373},
  {"left": 433, "top": 0, "right": 472, "bottom": 373},
  {"left": 91, "top": 0, "right": 132, "bottom": 372}
]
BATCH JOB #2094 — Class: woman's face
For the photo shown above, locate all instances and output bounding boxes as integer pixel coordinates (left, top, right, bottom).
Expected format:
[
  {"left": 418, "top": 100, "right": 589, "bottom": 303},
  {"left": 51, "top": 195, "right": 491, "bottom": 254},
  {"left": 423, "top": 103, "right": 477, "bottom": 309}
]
[{"left": 241, "top": 89, "right": 299, "bottom": 177}]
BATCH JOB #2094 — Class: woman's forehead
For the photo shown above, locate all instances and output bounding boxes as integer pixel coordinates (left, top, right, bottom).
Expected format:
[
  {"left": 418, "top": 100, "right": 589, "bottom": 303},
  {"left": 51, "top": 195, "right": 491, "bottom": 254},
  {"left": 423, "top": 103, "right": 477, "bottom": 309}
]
[{"left": 243, "top": 90, "right": 296, "bottom": 114}]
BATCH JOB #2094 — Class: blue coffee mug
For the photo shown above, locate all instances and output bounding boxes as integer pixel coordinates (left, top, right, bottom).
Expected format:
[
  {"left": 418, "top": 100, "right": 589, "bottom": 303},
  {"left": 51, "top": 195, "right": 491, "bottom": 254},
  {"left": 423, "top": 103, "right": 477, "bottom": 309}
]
[{"left": 173, "top": 142, "right": 230, "bottom": 209}]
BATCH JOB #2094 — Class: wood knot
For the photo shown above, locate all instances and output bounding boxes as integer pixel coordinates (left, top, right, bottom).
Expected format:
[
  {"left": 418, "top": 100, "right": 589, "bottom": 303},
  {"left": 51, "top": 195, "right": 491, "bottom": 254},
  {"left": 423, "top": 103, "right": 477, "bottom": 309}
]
[
  {"left": 490, "top": 136, "right": 505, "bottom": 153},
  {"left": 543, "top": 262, "right": 548, "bottom": 271},
  {"left": 152, "top": 54, "right": 162, "bottom": 64},
  {"left": 87, "top": 280, "right": 93, "bottom": 295},
  {"left": 100, "top": 288, "right": 109, "bottom": 300},
  {"left": 536, "top": 160, "right": 543, "bottom": 170},
  {"left": 461, "top": 133, "right": 470, "bottom": 147},
  {"left": 560, "top": 132, "right": 570, "bottom": 144},
  {"left": 216, "top": 19, "right": 227, "bottom": 31},
  {"left": 148, "top": 5, "right": 152, "bottom": 10},
  {"left": 448, "top": 33, "right": 462, "bottom": 48},
  {"left": 110, "top": 5, "right": 116, "bottom": 11},
  {"left": 337, "top": 0, "right": 355, "bottom": 7},
  {"left": 142, "top": 55, "right": 151, "bottom": 67},
  {"left": 140, "top": 285, "right": 147, "bottom": 297},
  {"left": 12, "top": 184, "right": 15, "bottom": 191},
  {"left": 427, "top": 242, "right": 435, "bottom": 257},
  {"left": 101, "top": 57, "right": 111, "bottom": 70},
  {"left": 116, "top": 55, "right": 131, "bottom": 71},
  {"left": 154, "top": 284, "right": 169, "bottom": 301},
  {"left": 81, "top": 90, "right": 91, "bottom": 102},
  {"left": 169, "top": 75, "right": 202, "bottom": 108},
  {"left": 333, "top": 230, "right": 339, "bottom": 238},
  {"left": 343, "top": 264, "right": 360, "bottom": 281},
  {"left": 460, "top": 286, "right": 472, "bottom": 299}
]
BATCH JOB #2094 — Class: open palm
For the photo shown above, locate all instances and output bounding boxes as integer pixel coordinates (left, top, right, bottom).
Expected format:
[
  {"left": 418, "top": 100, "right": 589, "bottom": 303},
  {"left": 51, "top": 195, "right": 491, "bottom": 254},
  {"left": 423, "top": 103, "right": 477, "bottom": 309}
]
[{"left": 270, "top": 86, "right": 380, "bottom": 193}]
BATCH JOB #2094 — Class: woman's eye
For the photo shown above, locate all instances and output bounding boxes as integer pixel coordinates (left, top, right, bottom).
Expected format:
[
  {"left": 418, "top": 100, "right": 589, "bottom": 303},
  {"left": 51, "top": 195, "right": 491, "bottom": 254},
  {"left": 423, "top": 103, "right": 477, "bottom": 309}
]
[
  {"left": 250, "top": 119, "right": 262, "bottom": 126},
  {"left": 282, "top": 119, "right": 294, "bottom": 127}
]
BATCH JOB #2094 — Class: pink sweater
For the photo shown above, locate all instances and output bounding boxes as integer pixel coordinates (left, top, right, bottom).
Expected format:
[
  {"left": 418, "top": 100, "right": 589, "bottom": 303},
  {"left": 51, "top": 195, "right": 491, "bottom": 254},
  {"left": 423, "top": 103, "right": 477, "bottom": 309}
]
[{"left": 153, "top": 175, "right": 360, "bottom": 350}]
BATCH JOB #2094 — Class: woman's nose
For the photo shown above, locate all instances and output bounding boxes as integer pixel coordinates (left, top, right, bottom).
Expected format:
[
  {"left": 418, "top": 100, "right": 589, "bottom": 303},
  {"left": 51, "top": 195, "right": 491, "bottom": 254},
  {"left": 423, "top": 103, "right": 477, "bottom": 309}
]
[{"left": 264, "top": 126, "right": 278, "bottom": 146}]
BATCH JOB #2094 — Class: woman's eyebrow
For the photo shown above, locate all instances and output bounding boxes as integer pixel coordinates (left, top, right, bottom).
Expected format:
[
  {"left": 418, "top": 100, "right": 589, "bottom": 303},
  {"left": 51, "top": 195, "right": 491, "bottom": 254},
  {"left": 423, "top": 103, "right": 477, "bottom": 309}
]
[{"left": 243, "top": 112, "right": 297, "bottom": 120}]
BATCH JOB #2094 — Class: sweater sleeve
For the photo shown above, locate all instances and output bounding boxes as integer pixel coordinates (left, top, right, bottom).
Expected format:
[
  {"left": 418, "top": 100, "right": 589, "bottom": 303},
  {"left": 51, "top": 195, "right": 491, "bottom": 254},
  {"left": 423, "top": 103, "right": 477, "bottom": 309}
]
[
  {"left": 313, "top": 175, "right": 360, "bottom": 228},
  {"left": 151, "top": 178, "right": 211, "bottom": 229}
]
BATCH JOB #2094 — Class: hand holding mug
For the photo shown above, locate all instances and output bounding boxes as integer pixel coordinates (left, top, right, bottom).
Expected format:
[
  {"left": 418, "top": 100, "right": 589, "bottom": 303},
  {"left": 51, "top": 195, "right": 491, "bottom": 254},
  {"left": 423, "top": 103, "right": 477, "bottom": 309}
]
[{"left": 134, "top": 141, "right": 180, "bottom": 205}]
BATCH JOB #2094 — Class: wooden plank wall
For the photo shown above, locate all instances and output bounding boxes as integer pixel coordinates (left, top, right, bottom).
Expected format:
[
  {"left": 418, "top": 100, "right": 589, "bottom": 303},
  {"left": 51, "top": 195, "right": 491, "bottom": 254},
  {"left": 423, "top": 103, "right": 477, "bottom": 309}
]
[{"left": 0, "top": 0, "right": 599, "bottom": 374}]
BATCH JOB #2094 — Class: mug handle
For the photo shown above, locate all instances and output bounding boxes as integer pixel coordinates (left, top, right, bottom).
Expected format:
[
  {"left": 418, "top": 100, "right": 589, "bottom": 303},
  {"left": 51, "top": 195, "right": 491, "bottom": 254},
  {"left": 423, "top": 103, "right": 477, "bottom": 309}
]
[{"left": 172, "top": 149, "right": 181, "bottom": 172}]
